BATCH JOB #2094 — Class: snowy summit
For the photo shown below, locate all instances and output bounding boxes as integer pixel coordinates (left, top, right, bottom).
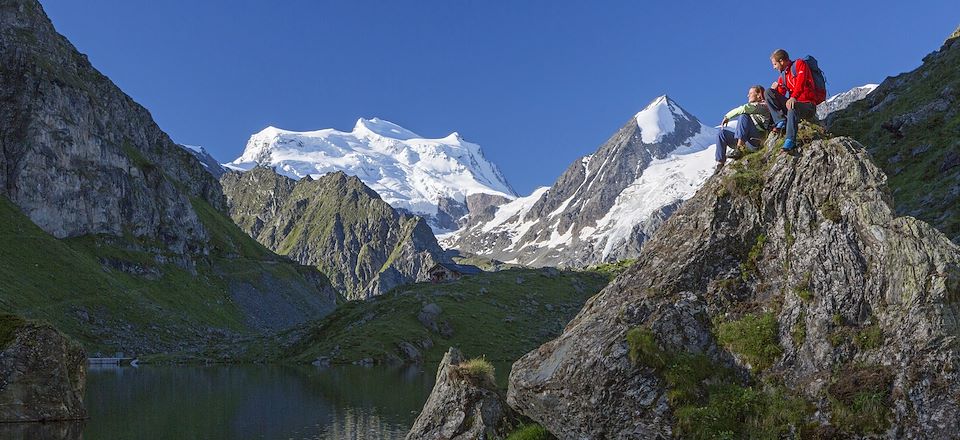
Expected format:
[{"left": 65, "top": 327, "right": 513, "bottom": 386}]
[
  {"left": 443, "top": 95, "right": 720, "bottom": 267},
  {"left": 225, "top": 118, "right": 516, "bottom": 231},
  {"left": 634, "top": 95, "right": 694, "bottom": 144}
]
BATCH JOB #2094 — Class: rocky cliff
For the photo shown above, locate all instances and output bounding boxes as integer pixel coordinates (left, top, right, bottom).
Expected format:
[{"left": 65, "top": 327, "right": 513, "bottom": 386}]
[
  {"left": 0, "top": 314, "right": 86, "bottom": 423},
  {"left": 829, "top": 28, "right": 960, "bottom": 244},
  {"left": 220, "top": 166, "right": 448, "bottom": 299},
  {"left": 445, "top": 96, "right": 717, "bottom": 268},
  {"left": 507, "top": 132, "right": 960, "bottom": 439},
  {"left": 0, "top": 0, "right": 337, "bottom": 357},
  {"left": 0, "top": 0, "right": 223, "bottom": 255}
]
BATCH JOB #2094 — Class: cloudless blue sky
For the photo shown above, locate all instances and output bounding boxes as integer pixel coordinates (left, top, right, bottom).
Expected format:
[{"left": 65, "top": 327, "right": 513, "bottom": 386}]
[{"left": 39, "top": 1, "right": 959, "bottom": 195}]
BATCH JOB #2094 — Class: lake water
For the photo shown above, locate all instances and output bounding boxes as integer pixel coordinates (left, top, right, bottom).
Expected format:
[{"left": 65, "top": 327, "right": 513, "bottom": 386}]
[{"left": 0, "top": 363, "right": 452, "bottom": 440}]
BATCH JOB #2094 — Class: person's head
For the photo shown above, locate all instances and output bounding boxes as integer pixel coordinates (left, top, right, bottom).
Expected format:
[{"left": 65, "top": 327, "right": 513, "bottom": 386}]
[
  {"left": 748, "top": 85, "right": 764, "bottom": 102},
  {"left": 770, "top": 49, "right": 790, "bottom": 72}
]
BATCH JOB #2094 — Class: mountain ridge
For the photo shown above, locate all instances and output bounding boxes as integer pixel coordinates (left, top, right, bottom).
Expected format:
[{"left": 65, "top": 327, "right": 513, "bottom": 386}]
[
  {"left": 444, "top": 95, "right": 717, "bottom": 268},
  {"left": 226, "top": 117, "right": 517, "bottom": 232},
  {"left": 220, "top": 166, "right": 449, "bottom": 300}
]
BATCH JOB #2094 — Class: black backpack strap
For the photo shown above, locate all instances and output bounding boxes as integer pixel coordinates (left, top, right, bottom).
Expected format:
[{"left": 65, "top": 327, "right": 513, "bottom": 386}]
[{"left": 782, "top": 69, "right": 790, "bottom": 99}]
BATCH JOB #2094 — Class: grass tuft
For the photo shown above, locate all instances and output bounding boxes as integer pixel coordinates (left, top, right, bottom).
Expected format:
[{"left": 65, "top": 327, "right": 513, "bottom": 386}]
[
  {"left": 828, "top": 365, "right": 894, "bottom": 435},
  {"left": 459, "top": 356, "right": 495, "bottom": 385},
  {"left": 740, "top": 234, "right": 768, "bottom": 281},
  {"left": 715, "top": 312, "right": 783, "bottom": 372},
  {"left": 854, "top": 324, "right": 884, "bottom": 350},
  {"left": 506, "top": 424, "right": 555, "bottom": 440},
  {"left": 626, "top": 327, "right": 667, "bottom": 370},
  {"left": 0, "top": 314, "right": 27, "bottom": 349},
  {"left": 820, "top": 198, "right": 842, "bottom": 223}
]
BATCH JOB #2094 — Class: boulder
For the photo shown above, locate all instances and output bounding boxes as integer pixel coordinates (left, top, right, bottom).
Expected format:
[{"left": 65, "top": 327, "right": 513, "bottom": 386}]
[
  {"left": 406, "top": 348, "right": 520, "bottom": 440},
  {"left": 0, "top": 315, "right": 87, "bottom": 422}
]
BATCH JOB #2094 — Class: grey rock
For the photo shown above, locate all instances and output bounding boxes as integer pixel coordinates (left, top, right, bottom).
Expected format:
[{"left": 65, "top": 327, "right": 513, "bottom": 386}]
[
  {"left": 464, "top": 193, "right": 512, "bottom": 225},
  {"left": 418, "top": 303, "right": 454, "bottom": 338},
  {"left": 397, "top": 341, "right": 422, "bottom": 363},
  {"left": 435, "top": 196, "right": 469, "bottom": 231},
  {"left": 508, "top": 136, "right": 960, "bottom": 438},
  {"left": 406, "top": 348, "right": 521, "bottom": 440},
  {"left": 0, "top": 318, "right": 86, "bottom": 422}
]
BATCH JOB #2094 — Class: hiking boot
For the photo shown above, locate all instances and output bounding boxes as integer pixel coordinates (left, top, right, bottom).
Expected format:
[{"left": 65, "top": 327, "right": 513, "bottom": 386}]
[
  {"left": 714, "top": 161, "right": 725, "bottom": 174},
  {"left": 728, "top": 149, "right": 743, "bottom": 159},
  {"left": 770, "top": 120, "right": 786, "bottom": 136},
  {"left": 782, "top": 138, "right": 795, "bottom": 150}
]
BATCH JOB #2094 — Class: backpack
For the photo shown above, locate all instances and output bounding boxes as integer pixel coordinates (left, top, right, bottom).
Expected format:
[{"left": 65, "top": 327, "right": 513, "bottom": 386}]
[{"left": 792, "top": 55, "right": 827, "bottom": 104}]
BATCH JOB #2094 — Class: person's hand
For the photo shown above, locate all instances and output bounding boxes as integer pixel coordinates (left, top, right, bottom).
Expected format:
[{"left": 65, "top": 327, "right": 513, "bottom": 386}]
[
  {"left": 721, "top": 117, "right": 729, "bottom": 126},
  {"left": 771, "top": 81, "right": 779, "bottom": 90},
  {"left": 786, "top": 97, "right": 796, "bottom": 110}
]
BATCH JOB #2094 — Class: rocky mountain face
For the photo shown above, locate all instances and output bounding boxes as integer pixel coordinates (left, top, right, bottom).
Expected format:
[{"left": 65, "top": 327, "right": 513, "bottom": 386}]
[
  {"left": 225, "top": 118, "right": 517, "bottom": 232},
  {"left": 816, "top": 84, "right": 878, "bottom": 120},
  {"left": 406, "top": 348, "right": 520, "bottom": 440},
  {"left": 506, "top": 132, "right": 960, "bottom": 438},
  {"left": 180, "top": 144, "right": 227, "bottom": 178},
  {"left": 220, "top": 166, "right": 448, "bottom": 299},
  {"left": 0, "top": 314, "right": 86, "bottom": 423},
  {"left": 0, "top": 0, "right": 337, "bottom": 356},
  {"left": 0, "top": 0, "right": 223, "bottom": 256},
  {"left": 829, "top": 29, "right": 960, "bottom": 243},
  {"left": 444, "top": 96, "right": 717, "bottom": 268}
]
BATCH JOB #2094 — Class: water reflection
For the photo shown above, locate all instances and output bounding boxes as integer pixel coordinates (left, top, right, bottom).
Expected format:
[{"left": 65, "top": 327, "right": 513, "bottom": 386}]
[
  {"left": 0, "top": 421, "right": 83, "bottom": 440},
  {"left": 0, "top": 363, "right": 437, "bottom": 440}
]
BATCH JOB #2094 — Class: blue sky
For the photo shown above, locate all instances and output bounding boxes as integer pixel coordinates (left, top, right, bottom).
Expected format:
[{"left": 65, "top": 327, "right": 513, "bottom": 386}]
[{"left": 40, "top": 1, "right": 959, "bottom": 195}]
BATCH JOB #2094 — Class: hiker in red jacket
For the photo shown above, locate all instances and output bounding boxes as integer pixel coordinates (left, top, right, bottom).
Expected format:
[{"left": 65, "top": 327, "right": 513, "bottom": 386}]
[{"left": 765, "top": 49, "right": 825, "bottom": 151}]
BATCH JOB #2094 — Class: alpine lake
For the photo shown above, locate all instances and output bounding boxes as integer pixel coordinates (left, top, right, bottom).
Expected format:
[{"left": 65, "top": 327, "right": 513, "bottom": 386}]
[{"left": 0, "top": 361, "right": 512, "bottom": 439}]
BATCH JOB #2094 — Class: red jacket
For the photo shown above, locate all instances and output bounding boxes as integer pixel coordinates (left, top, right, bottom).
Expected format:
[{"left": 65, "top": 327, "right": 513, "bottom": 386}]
[{"left": 774, "top": 58, "right": 826, "bottom": 104}]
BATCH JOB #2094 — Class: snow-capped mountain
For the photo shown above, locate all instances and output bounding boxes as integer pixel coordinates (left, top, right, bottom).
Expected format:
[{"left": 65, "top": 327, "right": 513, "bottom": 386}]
[
  {"left": 442, "top": 95, "right": 718, "bottom": 268},
  {"left": 179, "top": 144, "right": 227, "bottom": 178},
  {"left": 817, "top": 84, "right": 878, "bottom": 120},
  {"left": 225, "top": 118, "right": 516, "bottom": 231}
]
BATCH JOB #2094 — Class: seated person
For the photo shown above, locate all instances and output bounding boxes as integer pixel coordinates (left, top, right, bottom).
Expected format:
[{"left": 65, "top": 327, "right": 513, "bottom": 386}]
[
  {"left": 765, "top": 49, "right": 825, "bottom": 151},
  {"left": 715, "top": 85, "right": 770, "bottom": 172}
]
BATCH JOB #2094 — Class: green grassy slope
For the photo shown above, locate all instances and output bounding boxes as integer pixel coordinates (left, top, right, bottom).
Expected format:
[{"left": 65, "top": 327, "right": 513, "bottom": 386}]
[
  {"left": 0, "top": 195, "right": 332, "bottom": 356},
  {"left": 828, "top": 31, "right": 960, "bottom": 242},
  {"left": 281, "top": 265, "right": 623, "bottom": 365}
]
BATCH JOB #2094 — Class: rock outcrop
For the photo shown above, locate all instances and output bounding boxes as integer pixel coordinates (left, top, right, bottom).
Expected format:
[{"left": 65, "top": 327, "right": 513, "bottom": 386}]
[
  {"left": 407, "top": 348, "right": 520, "bottom": 440},
  {"left": 220, "top": 166, "right": 449, "bottom": 299},
  {"left": 508, "top": 134, "right": 960, "bottom": 439},
  {"left": 0, "top": 315, "right": 86, "bottom": 422}
]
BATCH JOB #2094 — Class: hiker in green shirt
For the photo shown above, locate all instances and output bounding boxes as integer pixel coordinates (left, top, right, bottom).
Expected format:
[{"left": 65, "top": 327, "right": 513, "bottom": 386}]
[{"left": 715, "top": 85, "right": 771, "bottom": 173}]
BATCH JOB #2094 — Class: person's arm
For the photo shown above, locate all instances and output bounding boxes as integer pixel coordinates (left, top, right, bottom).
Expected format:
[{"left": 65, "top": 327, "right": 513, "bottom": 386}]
[
  {"left": 742, "top": 102, "right": 769, "bottom": 115},
  {"left": 724, "top": 104, "right": 750, "bottom": 120},
  {"left": 772, "top": 75, "right": 787, "bottom": 96}
]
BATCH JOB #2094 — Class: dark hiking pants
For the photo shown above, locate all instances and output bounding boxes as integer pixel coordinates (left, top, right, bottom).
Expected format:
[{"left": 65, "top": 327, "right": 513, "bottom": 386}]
[{"left": 765, "top": 88, "right": 816, "bottom": 143}]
